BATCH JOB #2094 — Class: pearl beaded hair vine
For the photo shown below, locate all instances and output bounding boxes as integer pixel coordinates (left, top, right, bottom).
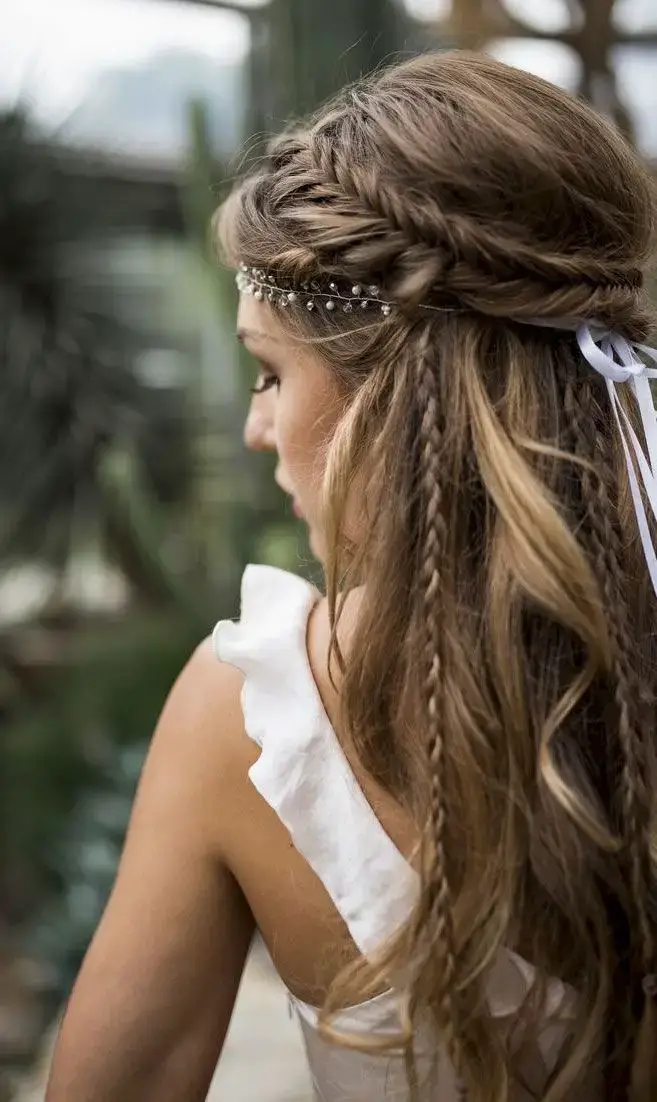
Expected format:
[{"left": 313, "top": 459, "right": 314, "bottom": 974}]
[{"left": 236, "top": 264, "right": 394, "bottom": 316}]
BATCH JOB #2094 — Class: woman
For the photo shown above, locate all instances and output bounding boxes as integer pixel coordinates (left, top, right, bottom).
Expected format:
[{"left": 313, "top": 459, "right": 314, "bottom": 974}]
[{"left": 46, "top": 51, "right": 657, "bottom": 1101}]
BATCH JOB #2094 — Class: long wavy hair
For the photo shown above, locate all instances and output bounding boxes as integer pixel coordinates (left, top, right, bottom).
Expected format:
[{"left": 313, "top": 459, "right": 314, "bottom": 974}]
[{"left": 216, "top": 51, "right": 657, "bottom": 1101}]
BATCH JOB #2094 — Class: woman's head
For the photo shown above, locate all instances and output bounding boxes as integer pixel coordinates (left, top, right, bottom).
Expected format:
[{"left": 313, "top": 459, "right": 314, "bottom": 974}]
[
  {"left": 228, "top": 49, "right": 654, "bottom": 559},
  {"left": 218, "top": 51, "right": 657, "bottom": 1101}
]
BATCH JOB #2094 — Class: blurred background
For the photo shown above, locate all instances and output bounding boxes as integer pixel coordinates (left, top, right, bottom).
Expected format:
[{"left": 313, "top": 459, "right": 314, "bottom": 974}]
[{"left": 0, "top": 1, "right": 655, "bottom": 1099}]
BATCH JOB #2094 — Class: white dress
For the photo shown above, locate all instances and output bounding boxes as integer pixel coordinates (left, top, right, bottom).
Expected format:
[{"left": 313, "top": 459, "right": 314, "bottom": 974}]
[{"left": 213, "top": 565, "right": 594, "bottom": 1102}]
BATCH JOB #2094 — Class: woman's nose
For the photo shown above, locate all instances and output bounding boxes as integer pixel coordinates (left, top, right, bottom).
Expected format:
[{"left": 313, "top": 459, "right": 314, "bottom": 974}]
[{"left": 243, "top": 393, "right": 276, "bottom": 452}]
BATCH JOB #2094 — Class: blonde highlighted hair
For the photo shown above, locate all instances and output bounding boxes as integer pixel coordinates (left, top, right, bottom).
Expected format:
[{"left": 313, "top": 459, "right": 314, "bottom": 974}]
[{"left": 217, "top": 51, "right": 657, "bottom": 1101}]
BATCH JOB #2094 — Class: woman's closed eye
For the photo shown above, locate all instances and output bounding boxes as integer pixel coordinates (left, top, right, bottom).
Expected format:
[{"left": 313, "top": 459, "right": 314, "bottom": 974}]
[{"left": 250, "top": 371, "right": 280, "bottom": 395}]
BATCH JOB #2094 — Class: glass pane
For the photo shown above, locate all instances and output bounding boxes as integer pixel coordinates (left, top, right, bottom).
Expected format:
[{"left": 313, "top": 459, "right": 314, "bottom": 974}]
[
  {"left": 0, "top": 0, "right": 250, "bottom": 160},
  {"left": 486, "top": 38, "right": 582, "bottom": 92},
  {"left": 614, "top": 0, "right": 657, "bottom": 33},
  {"left": 500, "top": 0, "right": 579, "bottom": 35},
  {"left": 612, "top": 45, "right": 657, "bottom": 155}
]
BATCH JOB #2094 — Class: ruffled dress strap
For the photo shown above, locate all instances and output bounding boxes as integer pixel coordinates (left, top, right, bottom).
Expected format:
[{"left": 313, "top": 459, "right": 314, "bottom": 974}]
[{"left": 213, "top": 564, "right": 418, "bottom": 959}]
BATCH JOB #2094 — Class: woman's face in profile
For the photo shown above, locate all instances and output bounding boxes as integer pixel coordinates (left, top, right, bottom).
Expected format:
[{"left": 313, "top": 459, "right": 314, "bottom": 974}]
[{"left": 238, "top": 293, "right": 344, "bottom": 563}]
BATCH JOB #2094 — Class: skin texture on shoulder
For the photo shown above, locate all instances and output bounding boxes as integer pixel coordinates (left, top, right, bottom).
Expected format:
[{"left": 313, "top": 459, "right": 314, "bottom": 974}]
[{"left": 45, "top": 642, "right": 257, "bottom": 1102}]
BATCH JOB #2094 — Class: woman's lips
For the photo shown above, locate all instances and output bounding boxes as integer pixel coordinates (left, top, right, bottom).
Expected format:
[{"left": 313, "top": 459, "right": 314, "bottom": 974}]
[{"left": 291, "top": 498, "right": 304, "bottom": 520}]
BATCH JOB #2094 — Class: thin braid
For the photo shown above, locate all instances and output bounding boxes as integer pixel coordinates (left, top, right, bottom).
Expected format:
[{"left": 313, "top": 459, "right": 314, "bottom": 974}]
[
  {"left": 415, "top": 326, "right": 465, "bottom": 1095},
  {"left": 562, "top": 370, "right": 655, "bottom": 992}
]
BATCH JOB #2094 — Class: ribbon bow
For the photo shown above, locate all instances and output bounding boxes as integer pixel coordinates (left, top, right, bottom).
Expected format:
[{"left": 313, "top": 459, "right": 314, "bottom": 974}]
[{"left": 576, "top": 324, "right": 657, "bottom": 597}]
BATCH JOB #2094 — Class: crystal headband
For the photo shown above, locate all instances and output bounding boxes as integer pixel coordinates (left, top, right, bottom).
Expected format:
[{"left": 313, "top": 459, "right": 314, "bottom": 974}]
[{"left": 236, "top": 265, "right": 395, "bottom": 315}]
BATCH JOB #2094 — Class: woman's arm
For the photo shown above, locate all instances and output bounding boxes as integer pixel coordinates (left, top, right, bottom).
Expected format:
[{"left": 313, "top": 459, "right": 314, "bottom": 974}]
[{"left": 46, "top": 642, "right": 255, "bottom": 1102}]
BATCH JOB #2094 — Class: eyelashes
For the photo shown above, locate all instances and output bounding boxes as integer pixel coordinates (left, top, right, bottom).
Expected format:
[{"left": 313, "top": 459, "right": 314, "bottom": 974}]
[{"left": 250, "top": 372, "right": 280, "bottom": 395}]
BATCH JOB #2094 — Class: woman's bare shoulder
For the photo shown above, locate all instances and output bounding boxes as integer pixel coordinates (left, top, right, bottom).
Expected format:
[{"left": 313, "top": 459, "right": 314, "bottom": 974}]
[
  {"left": 163, "top": 637, "right": 245, "bottom": 739},
  {"left": 144, "top": 637, "right": 260, "bottom": 856}
]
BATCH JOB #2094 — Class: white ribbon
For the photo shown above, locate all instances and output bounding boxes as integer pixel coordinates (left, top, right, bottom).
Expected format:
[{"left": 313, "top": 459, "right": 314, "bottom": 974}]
[{"left": 574, "top": 323, "right": 657, "bottom": 597}]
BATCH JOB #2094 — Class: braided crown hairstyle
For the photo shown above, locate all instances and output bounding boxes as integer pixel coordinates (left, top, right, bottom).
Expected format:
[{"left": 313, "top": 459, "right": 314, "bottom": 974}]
[{"left": 216, "top": 51, "right": 657, "bottom": 1101}]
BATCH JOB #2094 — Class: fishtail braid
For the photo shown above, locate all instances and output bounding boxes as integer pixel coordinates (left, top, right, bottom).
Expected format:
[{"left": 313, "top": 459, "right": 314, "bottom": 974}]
[{"left": 414, "top": 324, "right": 466, "bottom": 1096}]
